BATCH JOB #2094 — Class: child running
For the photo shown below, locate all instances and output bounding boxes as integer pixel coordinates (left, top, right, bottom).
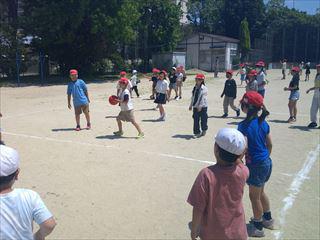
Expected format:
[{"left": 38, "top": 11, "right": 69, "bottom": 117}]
[
  {"left": 130, "top": 70, "right": 140, "bottom": 98},
  {"left": 305, "top": 62, "right": 311, "bottom": 81},
  {"left": 237, "top": 63, "right": 247, "bottom": 86},
  {"left": 284, "top": 66, "right": 300, "bottom": 123},
  {"left": 67, "top": 69, "right": 91, "bottom": 131},
  {"left": 187, "top": 128, "right": 248, "bottom": 240},
  {"left": 238, "top": 91, "right": 273, "bottom": 237},
  {"left": 220, "top": 70, "right": 240, "bottom": 118},
  {"left": 154, "top": 70, "right": 169, "bottom": 121},
  {"left": 189, "top": 73, "right": 208, "bottom": 138},
  {"left": 150, "top": 68, "right": 160, "bottom": 99},
  {"left": 246, "top": 69, "right": 258, "bottom": 92},
  {"left": 306, "top": 64, "right": 320, "bottom": 128},
  {"left": 113, "top": 78, "right": 144, "bottom": 138},
  {"left": 0, "top": 145, "right": 56, "bottom": 239}
]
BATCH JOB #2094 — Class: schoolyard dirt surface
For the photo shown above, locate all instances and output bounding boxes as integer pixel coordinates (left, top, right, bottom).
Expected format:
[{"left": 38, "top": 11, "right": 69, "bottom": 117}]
[{"left": 1, "top": 69, "right": 319, "bottom": 239}]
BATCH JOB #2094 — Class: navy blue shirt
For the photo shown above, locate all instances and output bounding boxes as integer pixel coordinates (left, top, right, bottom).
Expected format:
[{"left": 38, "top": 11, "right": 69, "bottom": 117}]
[
  {"left": 238, "top": 118, "right": 270, "bottom": 165},
  {"left": 67, "top": 79, "right": 89, "bottom": 107}
]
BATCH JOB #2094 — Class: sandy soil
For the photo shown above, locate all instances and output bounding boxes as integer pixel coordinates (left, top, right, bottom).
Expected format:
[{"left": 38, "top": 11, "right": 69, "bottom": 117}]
[{"left": 0, "top": 69, "right": 319, "bottom": 239}]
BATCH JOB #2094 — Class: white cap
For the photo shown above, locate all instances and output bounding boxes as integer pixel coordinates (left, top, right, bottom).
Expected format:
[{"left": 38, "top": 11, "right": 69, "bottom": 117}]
[
  {"left": 0, "top": 145, "right": 20, "bottom": 177},
  {"left": 132, "top": 70, "right": 137, "bottom": 74},
  {"left": 215, "top": 128, "right": 246, "bottom": 155},
  {"left": 172, "top": 67, "right": 176, "bottom": 70}
]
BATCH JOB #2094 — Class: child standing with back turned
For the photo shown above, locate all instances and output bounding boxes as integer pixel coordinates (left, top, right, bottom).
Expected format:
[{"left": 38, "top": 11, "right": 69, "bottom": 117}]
[{"left": 187, "top": 128, "right": 249, "bottom": 240}]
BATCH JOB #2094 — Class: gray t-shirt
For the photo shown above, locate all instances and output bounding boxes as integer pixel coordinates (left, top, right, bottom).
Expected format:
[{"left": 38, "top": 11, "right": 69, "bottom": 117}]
[{"left": 246, "top": 80, "right": 258, "bottom": 92}]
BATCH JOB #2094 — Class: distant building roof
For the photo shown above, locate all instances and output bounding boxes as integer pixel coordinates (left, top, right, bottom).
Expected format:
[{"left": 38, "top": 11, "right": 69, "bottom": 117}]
[{"left": 184, "top": 32, "right": 239, "bottom": 43}]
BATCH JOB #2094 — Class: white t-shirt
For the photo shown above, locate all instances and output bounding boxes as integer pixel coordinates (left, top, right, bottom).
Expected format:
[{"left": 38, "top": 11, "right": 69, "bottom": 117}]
[
  {"left": 155, "top": 80, "right": 169, "bottom": 94},
  {"left": 0, "top": 188, "right": 53, "bottom": 240},
  {"left": 256, "top": 71, "right": 266, "bottom": 90},
  {"left": 119, "top": 88, "right": 133, "bottom": 111},
  {"left": 282, "top": 62, "right": 287, "bottom": 70},
  {"left": 116, "top": 81, "right": 132, "bottom": 91},
  {"left": 130, "top": 75, "right": 138, "bottom": 87},
  {"left": 176, "top": 72, "right": 183, "bottom": 82}
]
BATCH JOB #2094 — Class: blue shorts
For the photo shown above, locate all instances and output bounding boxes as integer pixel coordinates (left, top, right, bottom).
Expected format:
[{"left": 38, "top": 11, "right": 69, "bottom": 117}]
[
  {"left": 289, "top": 91, "right": 300, "bottom": 101},
  {"left": 258, "top": 89, "right": 265, "bottom": 98},
  {"left": 247, "top": 158, "right": 272, "bottom": 187}
]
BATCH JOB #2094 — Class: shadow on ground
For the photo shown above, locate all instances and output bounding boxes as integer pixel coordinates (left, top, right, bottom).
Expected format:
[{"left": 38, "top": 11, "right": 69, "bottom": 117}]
[
  {"left": 51, "top": 128, "right": 75, "bottom": 132},
  {"left": 268, "top": 119, "right": 288, "bottom": 124},
  {"left": 96, "top": 135, "right": 137, "bottom": 140},
  {"left": 289, "top": 125, "right": 313, "bottom": 132},
  {"left": 172, "top": 134, "right": 194, "bottom": 140}
]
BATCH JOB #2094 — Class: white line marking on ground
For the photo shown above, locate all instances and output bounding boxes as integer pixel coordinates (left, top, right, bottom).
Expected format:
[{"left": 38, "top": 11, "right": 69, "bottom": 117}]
[
  {"left": 274, "top": 144, "right": 320, "bottom": 240},
  {"left": 3, "top": 131, "right": 212, "bottom": 165}
]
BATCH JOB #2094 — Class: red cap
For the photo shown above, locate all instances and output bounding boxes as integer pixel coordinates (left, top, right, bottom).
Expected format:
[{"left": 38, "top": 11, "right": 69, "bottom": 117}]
[
  {"left": 316, "top": 64, "right": 320, "bottom": 68},
  {"left": 119, "top": 77, "right": 129, "bottom": 85},
  {"left": 152, "top": 68, "right": 160, "bottom": 73},
  {"left": 291, "top": 66, "right": 300, "bottom": 72},
  {"left": 248, "top": 69, "right": 258, "bottom": 76},
  {"left": 160, "top": 70, "right": 167, "bottom": 76},
  {"left": 226, "top": 70, "right": 233, "bottom": 75},
  {"left": 240, "top": 91, "right": 264, "bottom": 108},
  {"left": 256, "top": 61, "right": 265, "bottom": 67},
  {"left": 195, "top": 73, "right": 205, "bottom": 80},
  {"left": 109, "top": 95, "right": 119, "bottom": 105},
  {"left": 69, "top": 69, "right": 78, "bottom": 75},
  {"left": 239, "top": 63, "right": 245, "bottom": 67},
  {"left": 120, "top": 71, "right": 127, "bottom": 76}
]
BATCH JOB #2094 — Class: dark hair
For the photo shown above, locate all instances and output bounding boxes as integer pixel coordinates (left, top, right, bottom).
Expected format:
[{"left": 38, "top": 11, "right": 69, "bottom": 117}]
[
  {"left": 0, "top": 170, "right": 18, "bottom": 188},
  {"left": 241, "top": 103, "right": 269, "bottom": 124},
  {"left": 192, "top": 81, "right": 205, "bottom": 95},
  {"left": 217, "top": 145, "right": 239, "bottom": 163}
]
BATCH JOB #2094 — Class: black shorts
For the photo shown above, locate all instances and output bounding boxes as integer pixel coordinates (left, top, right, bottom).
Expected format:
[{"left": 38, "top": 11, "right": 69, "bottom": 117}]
[{"left": 154, "top": 93, "right": 166, "bottom": 104}]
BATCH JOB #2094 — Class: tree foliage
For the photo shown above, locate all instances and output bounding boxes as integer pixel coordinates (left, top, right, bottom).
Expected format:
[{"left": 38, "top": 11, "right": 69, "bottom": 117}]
[{"left": 239, "top": 18, "right": 251, "bottom": 61}]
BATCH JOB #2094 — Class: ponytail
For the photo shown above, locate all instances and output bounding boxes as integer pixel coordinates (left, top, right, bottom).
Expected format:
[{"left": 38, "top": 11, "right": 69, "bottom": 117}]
[{"left": 242, "top": 103, "right": 269, "bottom": 124}]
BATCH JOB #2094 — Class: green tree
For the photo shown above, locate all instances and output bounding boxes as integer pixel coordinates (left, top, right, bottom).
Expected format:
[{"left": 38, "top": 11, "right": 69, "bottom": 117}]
[
  {"left": 21, "top": 0, "right": 140, "bottom": 74},
  {"left": 239, "top": 18, "right": 251, "bottom": 61}
]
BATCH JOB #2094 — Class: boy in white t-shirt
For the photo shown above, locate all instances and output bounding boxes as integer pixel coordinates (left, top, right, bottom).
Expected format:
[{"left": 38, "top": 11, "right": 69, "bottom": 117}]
[
  {"left": 0, "top": 145, "right": 56, "bottom": 239},
  {"left": 130, "top": 70, "right": 140, "bottom": 97},
  {"left": 116, "top": 71, "right": 132, "bottom": 96},
  {"left": 113, "top": 78, "right": 144, "bottom": 138}
]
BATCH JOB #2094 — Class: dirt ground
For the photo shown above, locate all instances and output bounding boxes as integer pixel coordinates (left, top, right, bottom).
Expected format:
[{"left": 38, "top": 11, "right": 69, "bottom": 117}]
[{"left": 1, "top": 69, "right": 319, "bottom": 239}]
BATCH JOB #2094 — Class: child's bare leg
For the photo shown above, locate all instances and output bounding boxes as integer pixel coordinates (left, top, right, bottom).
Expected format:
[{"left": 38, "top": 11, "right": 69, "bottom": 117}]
[
  {"left": 84, "top": 111, "right": 91, "bottom": 125},
  {"left": 131, "top": 120, "right": 142, "bottom": 134},
  {"left": 261, "top": 186, "right": 270, "bottom": 213},
  {"left": 168, "top": 89, "right": 172, "bottom": 99},
  {"left": 117, "top": 118, "right": 123, "bottom": 132},
  {"left": 249, "top": 185, "right": 263, "bottom": 220},
  {"left": 159, "top": 104, "right": 164, "bottom": 116},
  {"left": 75, "top": 114, "right": 80, "bottom": 126},
  {"left": 293, "top": 101, "right": 297, "bottom": 118}
]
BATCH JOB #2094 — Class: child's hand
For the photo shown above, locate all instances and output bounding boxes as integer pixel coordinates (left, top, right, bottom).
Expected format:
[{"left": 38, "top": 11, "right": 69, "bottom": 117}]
[
  {"left": 68, "top": 104, "right": 72, "bottom": 109},
  {"left": 189, "top": 106, "right": 192, "bottom": 111},
  {"left": 220, "top": 94, "right": 223, "bottom": 98},
  {"left": 283, "top": 87, "right": 288, "bottom": 91}
]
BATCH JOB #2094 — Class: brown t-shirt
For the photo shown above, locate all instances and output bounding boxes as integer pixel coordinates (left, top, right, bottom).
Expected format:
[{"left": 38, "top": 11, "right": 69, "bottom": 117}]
[{"left": 187, "top": 163, "right": 249, "bottom": 240}]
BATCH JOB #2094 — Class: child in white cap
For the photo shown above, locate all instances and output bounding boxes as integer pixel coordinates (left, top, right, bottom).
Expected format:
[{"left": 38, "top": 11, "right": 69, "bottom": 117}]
[
  {"left": 130, "top": 70, "right": 140, "bottom": 98},
  {"left": 187, "top": 128, "right": 249, "bottom": 240},
  {"left": 0, "top": 145, "right": 56, "bottom": 239}
]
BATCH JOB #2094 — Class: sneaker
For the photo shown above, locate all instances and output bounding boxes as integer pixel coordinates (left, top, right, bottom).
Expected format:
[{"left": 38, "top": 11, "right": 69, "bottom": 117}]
[
  {"left": 292, "top": 117, "right": 296, "bottom": 122},
  {"left": 193, "top": 133, "right": 202, "bottom": 138},
  {"left": 247, "top": 222, "right": 265, "bottom": 238},
  {"left": 113, "top": 131, "right": 123, "bottom": 136},
  {"left": 262, "top": 217, "right": 275, "bottom": 230},
  {"left": 201, "top": 131, "right": 206, "bottom": 136},
  {"left": 158, "top": 114, "right": 166, "bottom": 121},
  {"left": 287, "top": 117, "right": 294, "bottom": 123},
  {"left": 236, "top": 109, "right": 240, "bottom": 117},
  {"left": 308, "top": 122, "right": 317, "bottom": 128},
  {"left": 174, "top": 96, "right": 179, "bottom": 100},
  {"left": 137, "top": 132, "right": 144, "bottom": 139},
  {"left": 86, "top": 123, "right": 91, "bottom": 130},
  {"left": 179, "top": 96, "right": 182, "bottom": 99},
  {"left": 75, "top": 125, "right": 81, "bottom": 131},
  {"left": 221, "top": 113, "right": 228, "bottom": 118}
]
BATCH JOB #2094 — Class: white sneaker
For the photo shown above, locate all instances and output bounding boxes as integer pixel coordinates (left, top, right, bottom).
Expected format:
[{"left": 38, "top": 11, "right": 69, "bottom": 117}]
[
  {"left": 262, "top": 217, "right": 275, "bottom": 230},
  {"left": 247, "top": 223, "right": 265, "bottom": 237}
]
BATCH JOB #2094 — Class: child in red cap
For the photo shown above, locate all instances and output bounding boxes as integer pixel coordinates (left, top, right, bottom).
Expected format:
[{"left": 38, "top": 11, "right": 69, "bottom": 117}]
[
  {"left": 238, "top": 91, "right": 273, "bottom": 237},
  {"left": 113, "top": 78, "right": 144, "bottom": 138},
  {"left": 154, "top": 70, "right": 169, "bottom": 121},
  {"left": 67, "top": 69, "right": 91, "bottom": 131},
  {"left": 284, "top": 67, "right": 300, "bottom": 123},
  {"left": 116, "top": 71, "right": 132, "bottom": 96},
  {"left": 150, "top": 68, "right": 160, "bottom": 99},
  {"left": 220, "top": 70, "right": 240, "bottom": 118},
  {"left": 189, "top": 74, "right": 208, "bottom": 137},
  {"left": 188, "top": 128, "right": 248, "bottom": 240},
  {"left": 236, "top": 63, "right": 247, "bottom": 86}
]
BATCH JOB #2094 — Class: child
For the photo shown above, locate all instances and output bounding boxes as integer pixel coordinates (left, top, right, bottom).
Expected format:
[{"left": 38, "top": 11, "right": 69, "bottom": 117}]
[
  {"left": 0, "top": 112, "right": 3, "bottom": 145},
  {"left": 113, "top": 78, "right": 144, "bottom": 138},
  {"left": 168, "top": 67, "right": 178, "bottom": 100},
  {"left": 130, "top": 70, "right": 140, "bottom": 98},
  {"left": 67, "top": 69, "right": 91, "bottom": 131},
  {"left": 176, "top": 66, "right": 184, "bottom": 99},
  {"left": 150, "top": 68, "right": 160, "bottom": 99},
  {"left": 256, "top": 62, "right": 267, "bottom": 97},
  {"left": 281, "top": 59, "right": 287, "bottom": 80},
  {"left": 305, "top": 62, "right": 311, "bottom": 81},
  {"left": 246, "top": 69, "right": 258, "bottom": 92},
  {"left": 117, "top": 71, "right": 132, "bottom": 96},
  {"left": 220, "top": 70, "right": 240, "bottom": 118},
  {"left": 154, "top": 70, "right": 169, "bottom": 121},
  {"left": 284, "top": 66, "right": 300, "bottom": 123},
  {"left": 187, "top": 128, "right": 248, "bottom": 240},
  {"left": 237, "top": 63, "right": 247, "bottom": 86},
  {"left": 306, "top": 64, "right": 320, "bottom": 128},
  {"left": 0, "top": 145, "right": 56, "bottom": 239},
  {"left": 238, "top": 91, "right": 273, "bottom": 237},
  {"left": 189, "top": 73, "right": 208, "bottom": 137}
]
